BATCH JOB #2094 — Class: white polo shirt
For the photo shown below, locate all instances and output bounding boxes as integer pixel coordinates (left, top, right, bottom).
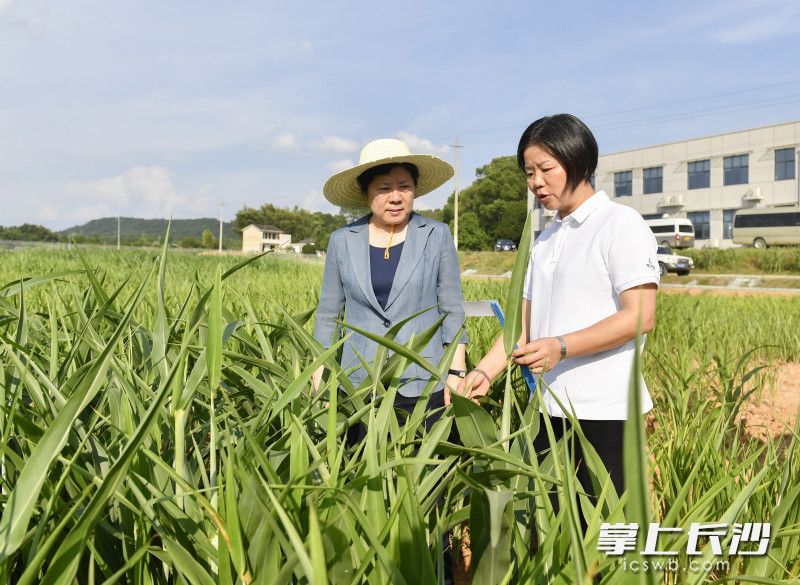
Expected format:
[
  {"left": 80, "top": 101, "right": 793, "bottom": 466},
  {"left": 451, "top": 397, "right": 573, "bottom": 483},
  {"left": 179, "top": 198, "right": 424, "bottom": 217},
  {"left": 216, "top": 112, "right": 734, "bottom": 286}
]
[{"left": 522, "top": 191, "right": 660, "bottom": 420}]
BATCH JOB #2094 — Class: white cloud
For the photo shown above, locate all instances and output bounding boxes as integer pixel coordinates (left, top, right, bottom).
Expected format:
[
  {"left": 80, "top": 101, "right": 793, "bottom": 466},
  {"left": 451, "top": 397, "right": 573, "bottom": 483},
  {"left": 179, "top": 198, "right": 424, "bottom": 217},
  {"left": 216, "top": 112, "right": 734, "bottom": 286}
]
[
  {"left": 299, "top": 40, "right": 314, "bottom": 56},
  {"left": 710, "top": 7, "right": 800, "bottom": 44},
  {"left": 271, "top": 133, "right": 300, "bottom": 150},
  {"left": 71, "top": 204, "right": 113, "bottom": 225},
  {"left": 395, "top": 132, "right": 450, "bottom": 155},
  {"left": 66, "top": 165, "right": 187, "bottom": 217},
  {"left": 663, "top": 0, "right": 800, "bottom": 45},
  {"left": 326, "top": 159, "right": 354, "bottom": 173},
  {"left": 300, "top": 189, "right": 337, "bottom": 213},
  {"left": 37, "top": 205, "right": 58, "bottom": 221},
  {"left": 315, "top": 135, "right": 359, "bottom": 153}
]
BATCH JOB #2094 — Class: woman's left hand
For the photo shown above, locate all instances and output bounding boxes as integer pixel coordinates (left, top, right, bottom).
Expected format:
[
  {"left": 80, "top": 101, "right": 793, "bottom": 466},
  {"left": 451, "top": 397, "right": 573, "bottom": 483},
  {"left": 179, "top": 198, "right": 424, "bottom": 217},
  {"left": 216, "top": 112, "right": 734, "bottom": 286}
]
[
  {"left": 444, "top": 374, "right": 463, "bottom": 406},
  {"left": 512, "top": 337, "right": 562, "bottom": 374}
]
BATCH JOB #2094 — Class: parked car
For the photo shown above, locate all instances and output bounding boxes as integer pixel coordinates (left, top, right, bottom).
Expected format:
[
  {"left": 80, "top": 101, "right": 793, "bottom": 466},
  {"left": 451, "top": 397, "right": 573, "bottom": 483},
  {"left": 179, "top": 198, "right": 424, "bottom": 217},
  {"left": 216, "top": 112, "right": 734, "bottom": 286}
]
[
  {"left": 494, "top": 239, "right": 517, "bottom": 252},
  {"left": 646, "top": 217, "right": 695, "bottom": 249},
  {"left": 656, "top": 245, "right": 693, "bottom": 276}
]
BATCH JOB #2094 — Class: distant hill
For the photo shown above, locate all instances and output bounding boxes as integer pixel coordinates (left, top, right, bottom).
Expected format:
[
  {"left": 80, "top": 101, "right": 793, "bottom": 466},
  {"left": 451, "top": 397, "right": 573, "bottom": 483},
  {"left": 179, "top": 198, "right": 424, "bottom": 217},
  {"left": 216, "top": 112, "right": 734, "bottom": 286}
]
[{"left": 59, "top": 217, "right": 241, "bottom": 245}]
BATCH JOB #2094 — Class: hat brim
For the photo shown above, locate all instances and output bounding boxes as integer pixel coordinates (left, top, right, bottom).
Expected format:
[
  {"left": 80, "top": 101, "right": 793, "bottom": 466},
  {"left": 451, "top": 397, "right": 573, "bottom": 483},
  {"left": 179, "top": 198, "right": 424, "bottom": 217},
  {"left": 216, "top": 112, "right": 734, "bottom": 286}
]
[{"left": 323, "top": 154, "right": 454, "bottom": 208}]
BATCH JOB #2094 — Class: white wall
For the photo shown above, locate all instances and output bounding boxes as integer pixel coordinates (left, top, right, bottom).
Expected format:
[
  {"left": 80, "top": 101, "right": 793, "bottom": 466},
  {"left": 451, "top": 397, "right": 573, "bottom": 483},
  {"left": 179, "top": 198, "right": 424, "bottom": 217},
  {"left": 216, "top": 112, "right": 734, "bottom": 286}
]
[{"left": 595, "top": 120, "right": 800, "bottom": 246}]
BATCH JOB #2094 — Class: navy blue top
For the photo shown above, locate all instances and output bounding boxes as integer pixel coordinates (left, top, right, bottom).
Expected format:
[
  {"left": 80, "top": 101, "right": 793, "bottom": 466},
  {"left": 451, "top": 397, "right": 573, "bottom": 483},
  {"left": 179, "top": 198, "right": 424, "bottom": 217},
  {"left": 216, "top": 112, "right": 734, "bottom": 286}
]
[{"left": 369, "top": 241, "right": 404, "bottom": 310}]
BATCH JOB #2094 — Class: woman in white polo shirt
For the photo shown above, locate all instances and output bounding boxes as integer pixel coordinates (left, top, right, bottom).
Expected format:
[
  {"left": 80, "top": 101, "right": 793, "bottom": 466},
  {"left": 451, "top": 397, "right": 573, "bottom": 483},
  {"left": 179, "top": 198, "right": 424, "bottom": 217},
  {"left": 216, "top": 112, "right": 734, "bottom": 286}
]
[{"left": 458, "top": 113, "right": 660, "bottom": 501}]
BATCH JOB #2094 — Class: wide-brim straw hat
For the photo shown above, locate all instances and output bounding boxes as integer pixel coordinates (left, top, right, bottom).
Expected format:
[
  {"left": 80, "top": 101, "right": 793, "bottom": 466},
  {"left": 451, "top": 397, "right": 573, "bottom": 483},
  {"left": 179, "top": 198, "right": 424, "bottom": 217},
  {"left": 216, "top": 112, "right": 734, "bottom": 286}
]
[{"left": 323, "top": 138, "right": 454, "bottom": 208}]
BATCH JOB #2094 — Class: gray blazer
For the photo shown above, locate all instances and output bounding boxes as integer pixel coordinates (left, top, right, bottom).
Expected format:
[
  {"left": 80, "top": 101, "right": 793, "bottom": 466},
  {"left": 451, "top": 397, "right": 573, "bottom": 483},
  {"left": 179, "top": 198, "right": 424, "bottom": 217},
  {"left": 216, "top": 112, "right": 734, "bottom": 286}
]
[{"left": 313, "top": 212, "right": 468, "bottom": 397}]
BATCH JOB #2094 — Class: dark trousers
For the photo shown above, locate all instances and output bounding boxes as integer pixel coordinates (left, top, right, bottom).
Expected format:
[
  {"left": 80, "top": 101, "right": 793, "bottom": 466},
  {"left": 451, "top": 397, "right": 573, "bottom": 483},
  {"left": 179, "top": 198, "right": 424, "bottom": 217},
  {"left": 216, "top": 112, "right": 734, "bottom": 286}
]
[
  {"left": 533, "top": 414, "right": 625, "bottom": 532},
  {"left": 346, "top": 390, "right": 458, "bottom": 444}
]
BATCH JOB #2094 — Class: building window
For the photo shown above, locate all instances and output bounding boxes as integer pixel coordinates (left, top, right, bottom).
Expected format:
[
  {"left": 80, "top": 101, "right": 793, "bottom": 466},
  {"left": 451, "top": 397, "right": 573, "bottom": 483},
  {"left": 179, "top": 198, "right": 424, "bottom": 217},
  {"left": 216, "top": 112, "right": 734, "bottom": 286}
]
[
  {"left": 614, "top": 171, "right": 632, "bottom": 197},
  {"left": 643, "top": 166, "right": 663, "bottom": 194},
  {"left": 687, "top": 211, "right": 710, "bottom": 240},
  {"left": 687, "top": 159, "right": 710, "bottom": 189},
  {"left": 723, "top": 154, "right": 748, "bottom": 185},
  {"left": 641, "top": 213, "right": 662, "bottom": 220},
  {"left": 735, "top": 211, "right": 800, "bottom": 228},
  {"left": 723, "top": 209, "right": 736, "bottom": 239},
  {"left": 775, "top": 147, "right": 796, "bottom": 181}
]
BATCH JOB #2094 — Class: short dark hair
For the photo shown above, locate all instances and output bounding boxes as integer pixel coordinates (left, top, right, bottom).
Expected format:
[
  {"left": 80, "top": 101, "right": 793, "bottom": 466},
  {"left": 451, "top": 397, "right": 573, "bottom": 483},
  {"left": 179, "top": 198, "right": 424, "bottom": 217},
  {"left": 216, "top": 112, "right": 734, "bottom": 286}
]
[
  {"left": 516, "top": 114, "right": 598, "bottom": 192},
  {"left": 357, "top": 162, "right": 419, "bottom": 194}
]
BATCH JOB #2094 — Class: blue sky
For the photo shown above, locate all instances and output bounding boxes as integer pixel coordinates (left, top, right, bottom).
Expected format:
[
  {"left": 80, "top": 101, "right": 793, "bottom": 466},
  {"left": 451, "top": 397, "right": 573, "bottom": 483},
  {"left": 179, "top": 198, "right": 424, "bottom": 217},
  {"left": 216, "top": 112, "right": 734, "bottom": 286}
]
[{"left": 2, "top": 0, "right": 799, "bottom": 230}]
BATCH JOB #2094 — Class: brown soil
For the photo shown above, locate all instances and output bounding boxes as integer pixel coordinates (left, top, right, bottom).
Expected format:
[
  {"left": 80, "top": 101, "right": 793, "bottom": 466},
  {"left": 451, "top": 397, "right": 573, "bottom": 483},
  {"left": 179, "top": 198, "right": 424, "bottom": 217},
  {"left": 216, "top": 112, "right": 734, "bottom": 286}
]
[{"left": 739, "top": 362, "right": 800, "bottom": 441}]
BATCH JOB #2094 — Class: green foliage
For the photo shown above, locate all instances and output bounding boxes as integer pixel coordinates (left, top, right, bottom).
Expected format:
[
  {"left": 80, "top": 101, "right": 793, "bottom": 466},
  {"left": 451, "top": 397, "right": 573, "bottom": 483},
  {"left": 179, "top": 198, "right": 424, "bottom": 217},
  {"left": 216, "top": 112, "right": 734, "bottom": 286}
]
[
  {"left": 455, "top": 212, "right": 491, "bottom": 250},
  {"left": 442, "top": 157, "right": 528, "bottom": 250},
  {"left": 201, "top": 229, "right": 217, "bottom": 249},
  {"left": 416, "top": 207, "right": 445, "bottom": 222},
  {"left": 178, "top": 236, "right": 202, "bottom": 248},
  {"left": 301, "top": 243, "right": 317, "bottom": 254},
  {"left": 683, "top": 246, "right": 800, "bottom": 274},
  {"left": 0, "top": 248, "right": 797, "bottom": 583},
  {"left": 59, "top": 217, "right": 241, "bottom": 248},
  {"left": 0, "top": 223, "right": 58, "bottom": 242},
  {"left": 463, "top": 246, "right": 800, "bottom": 276}
]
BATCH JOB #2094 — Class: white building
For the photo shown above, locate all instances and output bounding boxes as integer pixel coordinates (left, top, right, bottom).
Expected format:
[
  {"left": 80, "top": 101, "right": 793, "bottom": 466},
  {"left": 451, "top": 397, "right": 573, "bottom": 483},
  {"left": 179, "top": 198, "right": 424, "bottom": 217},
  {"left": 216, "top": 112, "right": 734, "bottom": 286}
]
[
  {"left": 286, "top": 238, "right": 315, "bottom": 254},
  {"left": 241, "top": 224, "right": 292, "bottom": 253},
  {"left": 532, "top": 120, "right": 800, "bottom": 247}
]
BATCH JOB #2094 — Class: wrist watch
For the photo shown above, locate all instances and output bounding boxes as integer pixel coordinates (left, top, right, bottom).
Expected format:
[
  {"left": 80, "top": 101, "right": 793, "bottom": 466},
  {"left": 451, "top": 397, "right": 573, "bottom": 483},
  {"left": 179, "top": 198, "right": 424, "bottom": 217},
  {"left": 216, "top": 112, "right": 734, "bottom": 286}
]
[
  {"left": 448, "top": 368, "right": 467, "bottom": 378},
  {"left": 555, "top": 335, "right": 567, "bottom": 359}
]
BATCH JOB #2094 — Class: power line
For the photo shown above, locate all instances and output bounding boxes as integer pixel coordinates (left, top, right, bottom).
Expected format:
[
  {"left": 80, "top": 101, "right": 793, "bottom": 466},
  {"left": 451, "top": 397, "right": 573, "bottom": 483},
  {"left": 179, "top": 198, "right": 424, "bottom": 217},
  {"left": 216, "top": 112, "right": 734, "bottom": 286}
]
[
  {"left": 594, "top": 94, "right": 800, "bottom": 131},
  {"left": 458, "top": 93, "right": 800, "bottom": 147},
  {"left": 436, "top": 78, "right": 800, "bottom": 143},
  {"left": 220, "top": 82, "right": 800, "bottom": 213},
  {"left": 586, "top": 79, "right": 800, "bottom": 119}
]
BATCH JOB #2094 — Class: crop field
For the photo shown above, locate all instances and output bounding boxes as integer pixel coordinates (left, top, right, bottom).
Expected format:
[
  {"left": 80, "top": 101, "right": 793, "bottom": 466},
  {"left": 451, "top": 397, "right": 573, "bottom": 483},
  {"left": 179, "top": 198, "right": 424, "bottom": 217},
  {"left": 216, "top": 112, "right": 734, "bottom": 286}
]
[{"left": 0, "top": 246, "right": 798, "bottom": 584}]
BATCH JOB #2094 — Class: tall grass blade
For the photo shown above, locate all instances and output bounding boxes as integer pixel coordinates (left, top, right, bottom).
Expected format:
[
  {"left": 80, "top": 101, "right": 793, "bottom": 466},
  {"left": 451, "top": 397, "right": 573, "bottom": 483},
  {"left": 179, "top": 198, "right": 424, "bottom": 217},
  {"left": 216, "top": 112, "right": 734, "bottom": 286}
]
[{"left": 502, "top": 210, "right": 531, "bottom": 356}]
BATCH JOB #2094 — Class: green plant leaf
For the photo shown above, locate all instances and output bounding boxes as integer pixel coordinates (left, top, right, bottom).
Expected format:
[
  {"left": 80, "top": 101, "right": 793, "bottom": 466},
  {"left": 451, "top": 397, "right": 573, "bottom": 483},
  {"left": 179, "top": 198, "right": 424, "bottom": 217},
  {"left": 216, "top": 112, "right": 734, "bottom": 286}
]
[{"left": 503, "top": 210, "right": 532, "bottom": 356}]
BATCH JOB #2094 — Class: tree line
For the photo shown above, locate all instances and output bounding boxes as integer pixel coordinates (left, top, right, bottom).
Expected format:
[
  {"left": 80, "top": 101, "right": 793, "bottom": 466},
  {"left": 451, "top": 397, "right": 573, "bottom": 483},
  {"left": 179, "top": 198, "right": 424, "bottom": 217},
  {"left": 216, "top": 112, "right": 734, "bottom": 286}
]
[
  {"left": 0, "top": 224, "right": 60, "bottom": 242},
  {"left": 0, "top": 224, "right": 238, "bottom": 249},
  {"left": 235, "top": 155, "right": 527, "bottom": 251}
]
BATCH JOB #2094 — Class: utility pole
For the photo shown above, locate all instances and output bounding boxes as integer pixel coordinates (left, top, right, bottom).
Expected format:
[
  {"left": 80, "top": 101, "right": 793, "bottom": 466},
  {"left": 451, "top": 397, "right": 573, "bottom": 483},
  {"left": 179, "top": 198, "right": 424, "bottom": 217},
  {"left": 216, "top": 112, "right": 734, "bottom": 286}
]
[
  {"left": 451, "top": 136, "right": 463, "bottom": 249},
  {"left": 218, "top": 199, "right": 224, "bottom": 253},
  {"left": 117, "top": 216, "right": 121, "bottom": 251}
]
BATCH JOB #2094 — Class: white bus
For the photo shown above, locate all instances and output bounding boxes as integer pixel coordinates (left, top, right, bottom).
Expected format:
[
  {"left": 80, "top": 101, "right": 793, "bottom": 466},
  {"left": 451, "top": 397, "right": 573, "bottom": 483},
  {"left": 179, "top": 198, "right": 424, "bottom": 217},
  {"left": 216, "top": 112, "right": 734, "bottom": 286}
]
[
  {"left": 732, "top": 207, "right": 800, "bottom": 248},
  {"left": 645, "top": 218, "right": 695, "bottom": 249}
]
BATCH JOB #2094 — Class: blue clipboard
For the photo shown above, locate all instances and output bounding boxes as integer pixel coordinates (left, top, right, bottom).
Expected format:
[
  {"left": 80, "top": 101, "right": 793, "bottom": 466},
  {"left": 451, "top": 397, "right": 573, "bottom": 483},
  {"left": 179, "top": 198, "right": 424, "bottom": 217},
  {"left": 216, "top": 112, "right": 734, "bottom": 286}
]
[{"left": 461, "top": 300, "right": 538, "bottom": 394}]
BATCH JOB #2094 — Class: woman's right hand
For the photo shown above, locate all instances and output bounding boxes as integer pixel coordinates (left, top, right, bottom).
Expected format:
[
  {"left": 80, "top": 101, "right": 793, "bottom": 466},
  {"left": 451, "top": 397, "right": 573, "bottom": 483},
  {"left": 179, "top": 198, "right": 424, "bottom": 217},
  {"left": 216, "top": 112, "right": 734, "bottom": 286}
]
[{"left": 456, "top": 369, "right": 491, "bottom": 402}]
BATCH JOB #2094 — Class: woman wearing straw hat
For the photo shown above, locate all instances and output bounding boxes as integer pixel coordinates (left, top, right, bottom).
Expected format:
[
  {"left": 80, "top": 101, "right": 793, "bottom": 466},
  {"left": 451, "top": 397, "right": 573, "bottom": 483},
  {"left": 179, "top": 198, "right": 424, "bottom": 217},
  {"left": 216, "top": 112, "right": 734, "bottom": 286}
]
[{"left": 312, "top": 138, "right": 469, "bottom": 426}]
